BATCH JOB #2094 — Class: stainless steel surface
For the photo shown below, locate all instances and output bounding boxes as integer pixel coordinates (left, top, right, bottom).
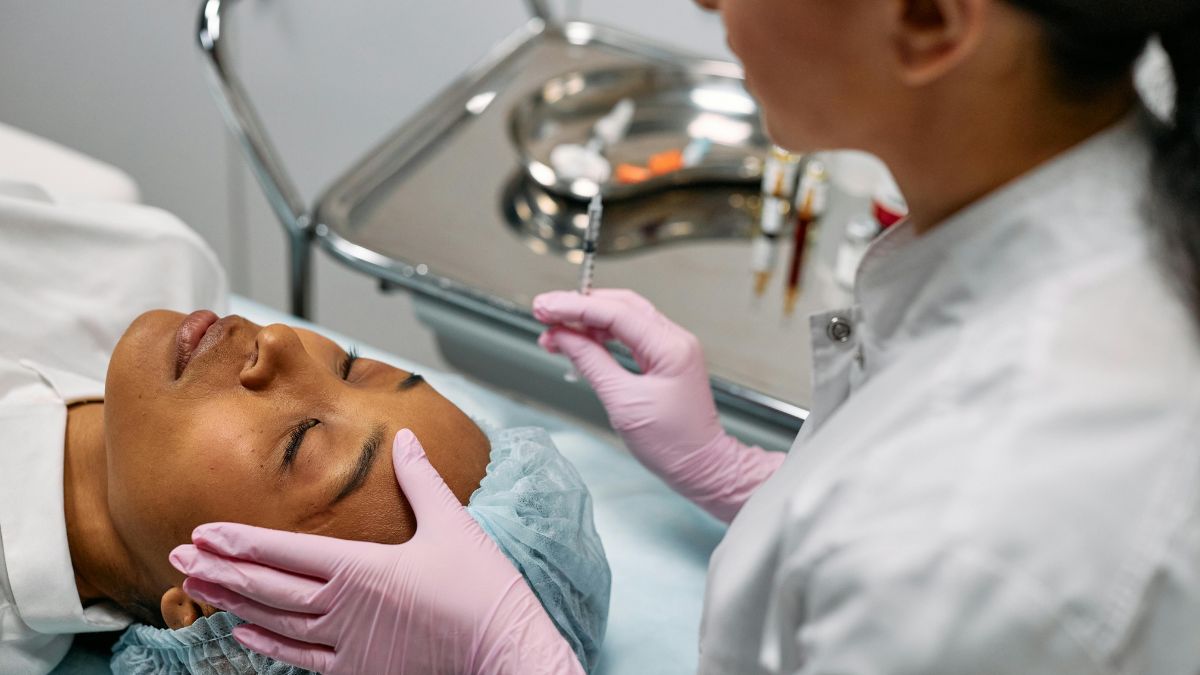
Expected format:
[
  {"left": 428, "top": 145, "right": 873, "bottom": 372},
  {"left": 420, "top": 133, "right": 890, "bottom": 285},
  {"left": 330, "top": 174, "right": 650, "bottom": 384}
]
[
  {"left": 510, "top": 64, "right": 770, "bottom": 200},
  {"left": 502, "top": 173, "right": 762, "bottom": 259},
  {"left": 524, "top": 0, "right": 555, "bottom": 23},
  {"left": 412, "top": 293, "right": 802, "bottom": 453},
  {"left": 313, "top": 20, "right": 834, "bottom": 424},
  {"left": 194, "top": 0, "right": 823, "bottom": 428},
  {"left": 197, "top": 0, "right": 313, "bottom": 317}
]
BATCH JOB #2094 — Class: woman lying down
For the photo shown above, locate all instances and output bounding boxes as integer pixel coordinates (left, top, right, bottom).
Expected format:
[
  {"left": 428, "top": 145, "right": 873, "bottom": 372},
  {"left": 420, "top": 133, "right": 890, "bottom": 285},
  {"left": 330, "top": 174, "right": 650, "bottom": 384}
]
[{"left": 0, "top": 184, "right": 609, "bottom": 674}]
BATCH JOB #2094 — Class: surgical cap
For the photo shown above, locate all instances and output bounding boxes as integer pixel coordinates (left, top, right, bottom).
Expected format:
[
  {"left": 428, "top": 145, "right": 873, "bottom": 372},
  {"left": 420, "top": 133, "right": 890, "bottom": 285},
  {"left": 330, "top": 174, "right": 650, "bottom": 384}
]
[
  {"left": 110, "top": 612, "right": 309, "bottom": 675},
  {"left": 111, "top": 425, "right": 611, "bottom": 675},
  {"left": 467, "top": 426, "right": 612, "bottom": 671}
]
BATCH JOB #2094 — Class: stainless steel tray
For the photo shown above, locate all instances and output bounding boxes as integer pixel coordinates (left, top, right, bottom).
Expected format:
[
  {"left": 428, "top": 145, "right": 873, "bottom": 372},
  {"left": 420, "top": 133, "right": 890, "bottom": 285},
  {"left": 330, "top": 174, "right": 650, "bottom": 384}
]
[
  {"left": 502, "top": 172, "right": 762, "bottom": 259},
  {"left": 199, "top": 4, "right": 822, "bottom": 436},
  {"left": 510, "top": 63, "right": 770, "bottom": 201}
]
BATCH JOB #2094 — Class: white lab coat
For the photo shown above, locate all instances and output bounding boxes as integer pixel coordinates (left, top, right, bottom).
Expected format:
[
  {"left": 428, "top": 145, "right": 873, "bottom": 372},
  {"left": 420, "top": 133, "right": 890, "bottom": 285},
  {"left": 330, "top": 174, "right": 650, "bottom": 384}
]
[
  {"left": 0, "top": 183, "right": 226, "bottom": 674},
  {"left": 700, "top": 113, "right": 1200, "bottom": 674}
]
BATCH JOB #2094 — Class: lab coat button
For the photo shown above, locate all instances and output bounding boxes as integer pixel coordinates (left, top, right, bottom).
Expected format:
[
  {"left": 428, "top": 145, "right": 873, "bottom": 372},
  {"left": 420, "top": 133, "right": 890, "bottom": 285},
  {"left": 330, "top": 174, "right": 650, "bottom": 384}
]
[{"left": 827, "top": 316, "right": 853, "bottom": 343}]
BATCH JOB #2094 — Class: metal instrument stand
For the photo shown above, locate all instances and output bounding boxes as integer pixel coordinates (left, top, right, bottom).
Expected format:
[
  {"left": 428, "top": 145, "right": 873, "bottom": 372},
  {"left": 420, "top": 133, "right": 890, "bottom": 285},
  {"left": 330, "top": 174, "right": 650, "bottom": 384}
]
[
  {"left": 199, "top": 0, "right": 316, "bottom": 318},
  {"left": 195, "top": 0, "right": 822, "bottom": 450}
]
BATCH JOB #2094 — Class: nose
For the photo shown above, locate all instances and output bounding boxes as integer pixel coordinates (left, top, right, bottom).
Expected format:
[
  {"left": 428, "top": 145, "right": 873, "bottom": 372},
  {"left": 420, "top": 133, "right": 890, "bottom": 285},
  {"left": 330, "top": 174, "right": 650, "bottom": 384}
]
[{"left": 240, "top": 324, "right": 307, "bottom": 391}]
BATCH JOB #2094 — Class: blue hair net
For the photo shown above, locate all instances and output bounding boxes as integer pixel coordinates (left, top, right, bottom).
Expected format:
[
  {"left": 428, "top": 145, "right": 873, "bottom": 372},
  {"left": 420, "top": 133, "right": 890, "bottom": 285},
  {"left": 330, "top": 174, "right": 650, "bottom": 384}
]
[
  {"left": 111, "top": 612, "right": 309, "bottom": 675},
  {"left": 111, "top": 426, "right": 611, "bottom": 674},
  {"left": 467, "top": 426, "right": 611, "bottom": 671}
]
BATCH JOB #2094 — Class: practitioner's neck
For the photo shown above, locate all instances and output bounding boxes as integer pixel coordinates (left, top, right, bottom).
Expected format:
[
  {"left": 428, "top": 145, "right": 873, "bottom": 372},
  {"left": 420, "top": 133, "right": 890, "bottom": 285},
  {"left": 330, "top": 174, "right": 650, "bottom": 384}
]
[{"left": 64, "top": 402, "right": 138, "bottom": 609}]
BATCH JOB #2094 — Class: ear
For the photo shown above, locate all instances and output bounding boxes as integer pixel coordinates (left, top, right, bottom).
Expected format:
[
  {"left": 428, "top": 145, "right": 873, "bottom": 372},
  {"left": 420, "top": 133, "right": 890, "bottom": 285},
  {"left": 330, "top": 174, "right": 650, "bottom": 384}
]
[
  {"left": 891, "top": 0, "right": 989, "bottom": 86},
  {"left": 160, "top": 586, "right": 220, "bottom": 629}
]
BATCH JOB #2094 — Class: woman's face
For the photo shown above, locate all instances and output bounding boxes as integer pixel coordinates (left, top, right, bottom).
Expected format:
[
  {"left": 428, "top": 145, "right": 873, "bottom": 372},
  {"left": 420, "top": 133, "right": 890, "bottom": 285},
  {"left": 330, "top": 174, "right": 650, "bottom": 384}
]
[
  {"left": 699, "top": 0, "right": 905, "bottom": 153},
  {"left": 104, "top": 310, "right": 490, "bottom": 594}
]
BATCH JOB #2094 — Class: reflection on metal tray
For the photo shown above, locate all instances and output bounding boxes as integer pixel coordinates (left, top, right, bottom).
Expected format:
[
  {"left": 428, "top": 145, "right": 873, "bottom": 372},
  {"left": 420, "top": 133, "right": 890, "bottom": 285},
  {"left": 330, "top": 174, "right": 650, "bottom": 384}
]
[
  {"left": 199, "top": 3, "right": 820, "bottom": 441},
  {"left": 503, "top": 171, "right": 762, "bottom": 259},
  {"left": 311, "top": 20, "right": 825, "bottom": 431},
  {"left": 510, "top": 64, "right": 770, "bottom": 201}
]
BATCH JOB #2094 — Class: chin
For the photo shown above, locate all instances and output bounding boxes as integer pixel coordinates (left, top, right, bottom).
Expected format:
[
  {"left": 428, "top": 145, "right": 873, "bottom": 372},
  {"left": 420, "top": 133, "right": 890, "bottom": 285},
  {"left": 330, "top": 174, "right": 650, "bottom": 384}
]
[
  {"left": 761, "top": 115, "right": 801, "bottom": 153},
  {"left": 117, "top": 310, "right": 185, "bottom": 353},
  {"left": 762, "top": 110, "right": 829, "bottom": 155},
  {"left": 106, "top": 310, "right": 181, "bottom": 427}
]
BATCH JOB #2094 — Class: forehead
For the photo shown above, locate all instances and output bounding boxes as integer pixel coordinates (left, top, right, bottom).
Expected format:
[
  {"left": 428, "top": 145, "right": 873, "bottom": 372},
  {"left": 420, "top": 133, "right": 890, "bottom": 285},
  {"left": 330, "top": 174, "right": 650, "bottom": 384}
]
[{"left": 292, "top": 327, "right": 339, "bottom": 349}]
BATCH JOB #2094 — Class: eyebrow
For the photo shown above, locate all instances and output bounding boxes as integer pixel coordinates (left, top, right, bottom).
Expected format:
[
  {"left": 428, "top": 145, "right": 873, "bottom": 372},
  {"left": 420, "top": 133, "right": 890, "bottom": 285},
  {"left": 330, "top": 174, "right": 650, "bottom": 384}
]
[
  {"left": 397, "top": 373, "right": 425, "bottom": 392},
  {"left": 331, "top": 423, "right": 386, "bottom": 505}
]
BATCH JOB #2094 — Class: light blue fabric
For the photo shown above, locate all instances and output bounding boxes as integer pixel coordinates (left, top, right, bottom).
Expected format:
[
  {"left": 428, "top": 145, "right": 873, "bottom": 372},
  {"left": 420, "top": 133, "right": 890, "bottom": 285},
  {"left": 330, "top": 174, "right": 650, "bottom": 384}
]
[
  {"left": 110, "top": 612, "right": 310, "bottom": 675},
  {"left": 467, "top": 426, "right": 611, "bottom": 672},
  {"left": 110, "top": 425, "right": 612, "bottom": 675}
]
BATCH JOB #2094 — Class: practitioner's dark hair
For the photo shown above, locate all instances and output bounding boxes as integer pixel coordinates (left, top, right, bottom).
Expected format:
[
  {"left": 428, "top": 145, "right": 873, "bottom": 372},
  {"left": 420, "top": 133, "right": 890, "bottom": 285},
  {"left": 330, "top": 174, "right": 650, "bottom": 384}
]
[{"left": 1008, "top": 0, "right": 1200, "bottom": 321}]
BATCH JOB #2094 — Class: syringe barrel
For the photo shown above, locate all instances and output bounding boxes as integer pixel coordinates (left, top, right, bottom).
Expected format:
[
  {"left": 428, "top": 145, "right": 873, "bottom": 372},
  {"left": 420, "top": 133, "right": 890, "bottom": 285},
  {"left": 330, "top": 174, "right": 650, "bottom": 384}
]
[{"left": 750, "top": 235, "right": 779, "bottom": 274}]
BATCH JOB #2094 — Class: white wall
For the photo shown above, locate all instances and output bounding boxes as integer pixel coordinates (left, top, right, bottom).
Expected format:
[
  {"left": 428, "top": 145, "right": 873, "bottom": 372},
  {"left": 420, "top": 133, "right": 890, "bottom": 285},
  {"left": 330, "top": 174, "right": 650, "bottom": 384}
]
[
  {"left": 0, "top": 1, "right": 234, "bottom": 271},
  {"left": 0, "top": 0, "right": 729, "bottom": 367}
]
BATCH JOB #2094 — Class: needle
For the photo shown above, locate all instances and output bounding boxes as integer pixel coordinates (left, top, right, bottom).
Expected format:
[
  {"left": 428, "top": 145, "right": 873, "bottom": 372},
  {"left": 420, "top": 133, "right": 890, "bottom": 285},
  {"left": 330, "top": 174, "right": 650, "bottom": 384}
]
[
  {"left": 579, "top": 194, "right": 603, "bottom": 296},
  {"left": 566, "top": 194, "right": 604, "bottom": 383}
]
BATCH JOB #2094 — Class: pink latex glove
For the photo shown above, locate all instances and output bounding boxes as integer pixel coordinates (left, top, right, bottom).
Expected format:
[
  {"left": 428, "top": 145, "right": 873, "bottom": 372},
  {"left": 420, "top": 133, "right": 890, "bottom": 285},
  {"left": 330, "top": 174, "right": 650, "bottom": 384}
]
[
  {"left": 533, "top": 289, "right": 784, "bottom": 523},
  {"left": 168, "top": 430, "right": 584, "bottom": 675}
]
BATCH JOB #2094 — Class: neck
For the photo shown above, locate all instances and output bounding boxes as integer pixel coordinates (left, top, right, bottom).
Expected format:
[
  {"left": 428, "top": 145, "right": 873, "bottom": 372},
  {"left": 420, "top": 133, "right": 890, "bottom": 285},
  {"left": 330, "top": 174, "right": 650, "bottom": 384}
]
[
  {"left": 64, "top": 402, "right": 138, "bottom": 608},
  {"left": 879, "top": 83, "right": 1139, "bottom": 234}
]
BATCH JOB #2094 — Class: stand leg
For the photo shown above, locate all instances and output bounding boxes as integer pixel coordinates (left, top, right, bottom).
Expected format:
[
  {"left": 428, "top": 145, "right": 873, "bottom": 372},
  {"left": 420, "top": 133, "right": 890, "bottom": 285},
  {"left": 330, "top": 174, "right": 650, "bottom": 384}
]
[{"left": 288, "top": 229, "right": 313, "bottom": 319}]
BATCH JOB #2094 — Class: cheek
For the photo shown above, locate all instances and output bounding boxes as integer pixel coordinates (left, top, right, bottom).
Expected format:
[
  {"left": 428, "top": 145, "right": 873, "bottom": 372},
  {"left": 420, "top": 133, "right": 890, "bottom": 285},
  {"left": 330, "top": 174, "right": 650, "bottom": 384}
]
[
  {"left": 107, "top": 311, "right": 179, "bottom": 405},
  {"left": 107, "top": 404, "right": 277, "bottom": 583},
  {"left": 105, "top": 311, "right": 184, "bottom": 485}
]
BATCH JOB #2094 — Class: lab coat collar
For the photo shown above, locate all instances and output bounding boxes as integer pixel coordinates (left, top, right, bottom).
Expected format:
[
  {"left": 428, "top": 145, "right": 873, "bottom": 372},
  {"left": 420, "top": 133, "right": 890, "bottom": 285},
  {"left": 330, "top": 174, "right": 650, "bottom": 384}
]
[
  {"left": 853, "top": 111, "right": 1155, "bottom": 371},
  {"left": 0, "top": 359, "right": 130, "bottom": 635}
]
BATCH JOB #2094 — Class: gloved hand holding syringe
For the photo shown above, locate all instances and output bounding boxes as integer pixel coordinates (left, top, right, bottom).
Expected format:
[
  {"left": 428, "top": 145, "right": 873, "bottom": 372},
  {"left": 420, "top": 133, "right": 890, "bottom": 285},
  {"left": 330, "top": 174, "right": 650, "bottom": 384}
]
[{"left": 538, "top": 184, "right": 782, "bottom": 523}]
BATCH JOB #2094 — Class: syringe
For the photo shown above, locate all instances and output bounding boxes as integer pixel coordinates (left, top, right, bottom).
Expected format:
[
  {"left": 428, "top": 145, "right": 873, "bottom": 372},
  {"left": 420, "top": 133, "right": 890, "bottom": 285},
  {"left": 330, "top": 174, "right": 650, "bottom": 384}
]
[
  {"left": 579, "top": 194, "right": 603, "bottom": 296},
  {"left": 563, "top": 194, "right": 604, "bottom": 384},
  {"left": 752, "top": 147, "right": 804, "bottom": 296},
  {"left": 785, "top": 159, "right": 830, "bottom": 316}
]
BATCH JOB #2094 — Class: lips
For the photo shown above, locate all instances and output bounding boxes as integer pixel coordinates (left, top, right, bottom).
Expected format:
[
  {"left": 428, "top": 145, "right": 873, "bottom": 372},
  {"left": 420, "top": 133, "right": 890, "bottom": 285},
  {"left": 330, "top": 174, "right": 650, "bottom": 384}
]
[{"left": 174, "top": 310, "right": 219, "bottom": 378}]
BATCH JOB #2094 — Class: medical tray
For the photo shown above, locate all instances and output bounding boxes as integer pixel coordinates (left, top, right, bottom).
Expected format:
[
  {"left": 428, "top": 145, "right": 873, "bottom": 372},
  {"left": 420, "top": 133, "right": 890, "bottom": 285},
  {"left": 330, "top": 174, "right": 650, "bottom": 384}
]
[{"left": 198, "top": 1, "right": 838, "bottom": 447}]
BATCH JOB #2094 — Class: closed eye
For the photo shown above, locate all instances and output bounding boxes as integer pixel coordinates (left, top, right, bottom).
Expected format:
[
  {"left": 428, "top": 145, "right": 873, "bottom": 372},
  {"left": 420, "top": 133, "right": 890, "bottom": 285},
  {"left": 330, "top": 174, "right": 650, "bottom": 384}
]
[
  {"left": 340, "top": 346, "right": 360, "bottom": 380},
  {"left": 397, "top": 373, "right": 424, "bottom": 391},
  {"left": 281, "top": 418, "right": 319, "bottom": 471}
]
